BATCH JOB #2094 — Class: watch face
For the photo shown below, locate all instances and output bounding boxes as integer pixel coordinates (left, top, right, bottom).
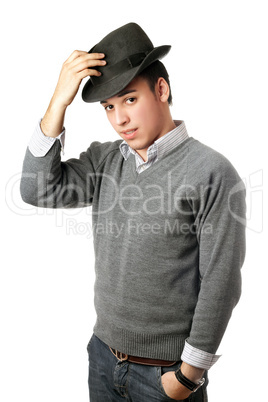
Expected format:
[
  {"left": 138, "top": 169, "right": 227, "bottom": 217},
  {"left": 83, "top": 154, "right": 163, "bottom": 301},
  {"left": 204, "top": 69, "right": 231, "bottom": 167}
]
[{"left": 193, "top": 378, "right": 205, "bottom": 392}]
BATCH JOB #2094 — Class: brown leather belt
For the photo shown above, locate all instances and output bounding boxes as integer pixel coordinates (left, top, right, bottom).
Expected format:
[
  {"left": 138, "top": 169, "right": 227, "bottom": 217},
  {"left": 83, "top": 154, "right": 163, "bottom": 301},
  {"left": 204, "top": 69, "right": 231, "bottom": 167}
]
[{"left": 109, "top": 347, "right": 176, "bottom": 367}]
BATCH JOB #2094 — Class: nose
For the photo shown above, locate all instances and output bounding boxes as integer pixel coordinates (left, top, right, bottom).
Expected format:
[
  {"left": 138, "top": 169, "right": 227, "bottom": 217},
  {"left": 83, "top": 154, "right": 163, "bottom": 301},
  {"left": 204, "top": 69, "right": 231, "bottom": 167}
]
[{"left": 114, "top": 107, "right": 129, "bottom": 126}]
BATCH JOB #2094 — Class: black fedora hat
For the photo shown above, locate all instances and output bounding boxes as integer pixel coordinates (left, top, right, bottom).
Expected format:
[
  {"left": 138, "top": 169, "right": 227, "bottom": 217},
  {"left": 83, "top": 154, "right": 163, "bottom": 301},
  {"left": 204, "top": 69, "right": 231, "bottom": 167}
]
[{"left": 82, "top": 23, "right": 171, "bottom": 103}]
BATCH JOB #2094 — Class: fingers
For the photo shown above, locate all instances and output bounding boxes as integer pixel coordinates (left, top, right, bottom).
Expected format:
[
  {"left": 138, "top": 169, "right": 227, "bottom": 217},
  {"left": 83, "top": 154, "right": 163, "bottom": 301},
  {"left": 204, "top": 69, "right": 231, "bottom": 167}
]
[
  {"left": 64, "top": 49, "right": 104, "bottom": 63},
  {"left": 73, "top": 53, "right": 106, "bottom": 72},
  {"left": 77, "top": 66, "right": 100, "bottom": 80},
  {"left": 65, "top": 50, "right": 105, "bottom": 67},
  {"left": 52, "top": 50, "right": 106, "bottom": 107},
  {"left": 63, "top": 51, "right": 106, "bottom": 78},
  {"left": 64, "top": 50, "right": 88, "bottom": 63}
]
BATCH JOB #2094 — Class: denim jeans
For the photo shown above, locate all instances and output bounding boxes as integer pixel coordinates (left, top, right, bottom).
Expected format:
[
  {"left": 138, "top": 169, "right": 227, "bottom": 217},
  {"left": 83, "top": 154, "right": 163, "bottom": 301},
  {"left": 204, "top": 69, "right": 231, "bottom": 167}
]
[{"left": 87, "top": 334, "right": 208, "bottom": 402}]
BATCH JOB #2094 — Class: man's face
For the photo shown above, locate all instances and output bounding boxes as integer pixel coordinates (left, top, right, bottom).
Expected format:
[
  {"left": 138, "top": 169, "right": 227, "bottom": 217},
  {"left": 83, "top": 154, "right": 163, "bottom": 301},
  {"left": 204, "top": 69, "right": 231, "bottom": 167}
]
[{"left": 100, "top": 76, "right": 171, "bottom": 160}]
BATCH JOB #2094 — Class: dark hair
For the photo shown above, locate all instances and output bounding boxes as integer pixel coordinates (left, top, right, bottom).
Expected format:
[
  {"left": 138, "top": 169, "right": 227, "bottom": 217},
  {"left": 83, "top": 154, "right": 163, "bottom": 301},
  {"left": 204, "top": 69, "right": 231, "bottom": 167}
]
[{"left": 138, "top": 60, "right": 173, "bottom": 105}]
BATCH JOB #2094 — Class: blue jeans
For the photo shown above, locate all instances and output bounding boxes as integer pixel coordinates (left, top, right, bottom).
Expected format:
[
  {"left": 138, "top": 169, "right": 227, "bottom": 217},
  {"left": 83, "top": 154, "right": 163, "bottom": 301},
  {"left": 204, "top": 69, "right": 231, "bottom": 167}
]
[{"left": 87, "top": 334, "right": 208, "bottom": 402}]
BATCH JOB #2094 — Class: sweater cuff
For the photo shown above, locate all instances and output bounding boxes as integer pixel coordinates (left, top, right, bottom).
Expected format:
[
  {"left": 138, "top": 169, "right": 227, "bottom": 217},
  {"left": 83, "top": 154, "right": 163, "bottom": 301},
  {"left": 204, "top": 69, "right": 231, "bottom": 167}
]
[
  {"left": 181, "top": 339, "right": 221, "bottom": 370},
  {"left": 28, "top": 119, "right": 65, "bottom": 157}
]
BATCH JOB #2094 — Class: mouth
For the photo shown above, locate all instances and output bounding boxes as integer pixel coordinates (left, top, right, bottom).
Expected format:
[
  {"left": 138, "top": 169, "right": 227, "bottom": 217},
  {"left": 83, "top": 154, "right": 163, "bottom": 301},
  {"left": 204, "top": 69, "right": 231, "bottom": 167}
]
[{"left": 121, "top": 129, "right": 137, "bottom": 139}]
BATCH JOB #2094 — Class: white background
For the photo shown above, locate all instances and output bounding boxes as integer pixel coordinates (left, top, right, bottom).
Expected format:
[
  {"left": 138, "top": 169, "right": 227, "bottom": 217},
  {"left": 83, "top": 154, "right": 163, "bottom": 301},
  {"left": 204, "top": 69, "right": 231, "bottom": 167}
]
[{"left": 1, "top": 0, "right": 267, "bottom": 401}]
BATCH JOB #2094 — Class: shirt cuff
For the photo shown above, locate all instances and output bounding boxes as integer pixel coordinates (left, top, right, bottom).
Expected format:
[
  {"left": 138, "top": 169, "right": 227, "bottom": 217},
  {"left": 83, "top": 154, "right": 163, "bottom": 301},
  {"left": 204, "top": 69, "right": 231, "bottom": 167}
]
[
  {"left": 181, "top": 339, "right": 221, "bottom": 370},
  {"left": 28, "top": 119, "right": 65, "bottom": 157}
]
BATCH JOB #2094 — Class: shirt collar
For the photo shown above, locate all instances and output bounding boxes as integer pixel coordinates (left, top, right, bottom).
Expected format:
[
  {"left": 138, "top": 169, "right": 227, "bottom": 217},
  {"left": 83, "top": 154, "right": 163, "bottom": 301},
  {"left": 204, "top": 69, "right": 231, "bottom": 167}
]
[{"left": 119, "top": 120, "right": 189, "bottom": 162}]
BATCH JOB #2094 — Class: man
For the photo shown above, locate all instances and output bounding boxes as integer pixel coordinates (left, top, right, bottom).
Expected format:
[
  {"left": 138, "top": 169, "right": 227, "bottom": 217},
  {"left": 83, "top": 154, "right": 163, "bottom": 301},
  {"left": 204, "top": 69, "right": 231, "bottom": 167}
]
[{"left": 20, "top": 23, "right": 246, "bottom": 401}]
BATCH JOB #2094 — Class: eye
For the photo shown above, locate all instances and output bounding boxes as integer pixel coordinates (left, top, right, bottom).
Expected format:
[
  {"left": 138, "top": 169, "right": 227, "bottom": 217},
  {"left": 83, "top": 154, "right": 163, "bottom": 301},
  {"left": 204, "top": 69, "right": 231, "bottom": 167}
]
[
  {"left": 126, "top": 97, "right": 136, "bottom": 104},
  {"left": 104, "top": 104, "right": 114, "bottom": 111}
]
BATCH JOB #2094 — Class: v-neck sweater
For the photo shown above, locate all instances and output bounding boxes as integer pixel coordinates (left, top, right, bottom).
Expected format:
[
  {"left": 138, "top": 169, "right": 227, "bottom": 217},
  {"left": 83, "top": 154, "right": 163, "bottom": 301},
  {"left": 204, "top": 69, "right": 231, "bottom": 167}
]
[{"left": 21, "top": 135, "right": 246, "bottom": 360}]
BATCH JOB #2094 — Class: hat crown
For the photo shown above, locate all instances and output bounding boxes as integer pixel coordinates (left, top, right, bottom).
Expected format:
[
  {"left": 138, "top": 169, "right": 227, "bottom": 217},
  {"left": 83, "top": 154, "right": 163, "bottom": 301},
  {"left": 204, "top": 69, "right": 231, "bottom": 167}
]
[
  {"left": 91, "top": 23, "right": 154, "bottom": 65},
  {"left": 82, "top": 22, "right": 171, "bottom": 102}
]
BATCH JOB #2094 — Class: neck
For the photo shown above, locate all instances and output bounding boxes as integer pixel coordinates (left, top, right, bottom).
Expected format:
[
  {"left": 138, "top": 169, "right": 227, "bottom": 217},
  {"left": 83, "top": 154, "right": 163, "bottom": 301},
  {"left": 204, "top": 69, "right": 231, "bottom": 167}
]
[{"left": 137, "top": 116, "right": 176, "bottom": 161}]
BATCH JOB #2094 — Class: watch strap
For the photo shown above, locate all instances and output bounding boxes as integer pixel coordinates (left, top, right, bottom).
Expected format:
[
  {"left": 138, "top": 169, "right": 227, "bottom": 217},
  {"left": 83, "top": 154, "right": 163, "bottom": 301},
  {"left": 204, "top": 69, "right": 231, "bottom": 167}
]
[{"left": 175, "top": 368, "right": 205, "bottom": 392}]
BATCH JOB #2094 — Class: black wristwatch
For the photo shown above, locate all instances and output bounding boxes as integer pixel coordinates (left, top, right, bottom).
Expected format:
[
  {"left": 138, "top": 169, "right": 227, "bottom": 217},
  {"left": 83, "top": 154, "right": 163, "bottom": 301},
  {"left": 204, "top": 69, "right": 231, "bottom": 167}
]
[{"left": 175, "top": 368, "right": 205, "bottom": 393}]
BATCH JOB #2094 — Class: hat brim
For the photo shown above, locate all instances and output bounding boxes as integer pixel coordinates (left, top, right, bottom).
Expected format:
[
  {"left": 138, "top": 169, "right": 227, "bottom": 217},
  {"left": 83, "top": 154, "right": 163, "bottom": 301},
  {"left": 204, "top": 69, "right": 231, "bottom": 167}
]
[{"left": 82, "top": 45, "right": 171, "bottom": 103}]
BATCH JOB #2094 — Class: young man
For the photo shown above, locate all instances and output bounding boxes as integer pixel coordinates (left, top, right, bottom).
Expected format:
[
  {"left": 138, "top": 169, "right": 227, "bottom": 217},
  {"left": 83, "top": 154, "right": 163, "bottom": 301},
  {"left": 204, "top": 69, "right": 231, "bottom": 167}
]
[{"left": 20, "top": 23, "right": 246, "bottom": 401}]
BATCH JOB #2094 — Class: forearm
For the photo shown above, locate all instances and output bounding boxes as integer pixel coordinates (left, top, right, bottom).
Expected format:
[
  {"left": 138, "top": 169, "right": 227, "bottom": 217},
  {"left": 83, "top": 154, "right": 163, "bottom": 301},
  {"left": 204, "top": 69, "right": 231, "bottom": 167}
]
[
  {"left": 180, "top": 361, "right": 204, "bottom": 383},
  {"left": 41, "top": 97, "right": 67, "bottom": 138}
]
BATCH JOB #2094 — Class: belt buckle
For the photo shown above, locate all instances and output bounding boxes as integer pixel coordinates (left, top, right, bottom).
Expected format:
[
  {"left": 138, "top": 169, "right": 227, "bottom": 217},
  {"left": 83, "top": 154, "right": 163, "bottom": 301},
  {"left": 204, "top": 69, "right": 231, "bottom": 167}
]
[{"left": 110, "top": 347, "right": 128, "bottom": 362}]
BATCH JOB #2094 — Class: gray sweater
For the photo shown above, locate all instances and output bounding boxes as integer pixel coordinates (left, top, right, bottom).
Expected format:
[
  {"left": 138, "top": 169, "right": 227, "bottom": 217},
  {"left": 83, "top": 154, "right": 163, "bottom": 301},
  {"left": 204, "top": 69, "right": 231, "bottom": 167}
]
[{"left": 20, "top": 136, "right": 246, "bottom": 361}]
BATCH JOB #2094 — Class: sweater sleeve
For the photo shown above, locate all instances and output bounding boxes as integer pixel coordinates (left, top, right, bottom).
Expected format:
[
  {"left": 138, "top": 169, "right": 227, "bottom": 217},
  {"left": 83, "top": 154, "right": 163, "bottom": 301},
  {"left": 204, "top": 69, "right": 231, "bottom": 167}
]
[
  {"left": 20, "top": 138, "right": 98, "bottom": 208},
  {"left": 186, "top": 146, "right": 246, "bottom": 355}
]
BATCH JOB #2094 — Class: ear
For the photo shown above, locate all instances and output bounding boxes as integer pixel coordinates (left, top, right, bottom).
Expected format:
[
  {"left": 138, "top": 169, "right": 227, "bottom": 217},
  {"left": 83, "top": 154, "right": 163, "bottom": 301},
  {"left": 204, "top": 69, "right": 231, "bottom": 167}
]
[{"left": 156, "top": 77, "right": 170, "bottom": 103}]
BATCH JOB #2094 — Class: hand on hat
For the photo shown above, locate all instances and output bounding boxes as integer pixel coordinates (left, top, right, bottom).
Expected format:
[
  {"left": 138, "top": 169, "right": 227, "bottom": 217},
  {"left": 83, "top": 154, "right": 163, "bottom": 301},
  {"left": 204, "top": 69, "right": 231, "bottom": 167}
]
[
  {"left": 53, "top": 50, "right": 106, "bottom": 108},
  {"left": 40, "top": 51, "right": 106, "bottom": 137}
]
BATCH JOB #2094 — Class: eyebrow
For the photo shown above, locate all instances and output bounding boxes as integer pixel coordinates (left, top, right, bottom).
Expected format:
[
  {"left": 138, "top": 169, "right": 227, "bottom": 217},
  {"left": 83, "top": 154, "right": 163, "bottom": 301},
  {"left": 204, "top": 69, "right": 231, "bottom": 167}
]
[{"left": 100, "top": 89, "right": 137, "bottom": 104}]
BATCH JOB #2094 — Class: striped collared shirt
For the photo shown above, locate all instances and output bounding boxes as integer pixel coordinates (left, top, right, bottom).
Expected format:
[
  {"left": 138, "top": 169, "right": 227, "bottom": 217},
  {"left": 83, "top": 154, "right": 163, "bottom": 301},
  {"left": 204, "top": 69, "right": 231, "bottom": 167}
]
[{"left": 119, "top": 120, "right": 189, "bottom": 173}]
